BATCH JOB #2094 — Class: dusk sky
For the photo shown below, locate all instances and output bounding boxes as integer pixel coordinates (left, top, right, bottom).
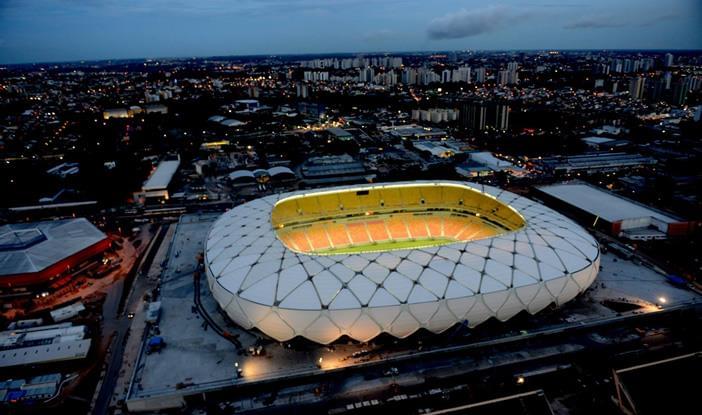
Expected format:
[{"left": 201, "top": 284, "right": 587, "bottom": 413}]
[{"left": 1, "top": 0, "right": 701, "bottom": 64}]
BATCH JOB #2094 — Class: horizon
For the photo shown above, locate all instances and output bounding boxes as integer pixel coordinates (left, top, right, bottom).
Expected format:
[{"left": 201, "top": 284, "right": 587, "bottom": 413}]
[
  {"left": 4, "top": 48, "right": 702, "bottom": 68},
  {"left": 1, "top": 0, "right": 701, "bottom": 65}
]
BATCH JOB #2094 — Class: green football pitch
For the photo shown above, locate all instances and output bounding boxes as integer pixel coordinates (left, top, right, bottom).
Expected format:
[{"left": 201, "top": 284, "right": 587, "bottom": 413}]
[{"left": 314, "top": 237, "right": 458, "bottom": 255}]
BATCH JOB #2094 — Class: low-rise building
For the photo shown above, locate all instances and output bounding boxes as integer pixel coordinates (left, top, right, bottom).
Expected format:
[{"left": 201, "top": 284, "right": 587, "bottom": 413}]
[
  {"left": 0, "top": 324, "right": 91, "bottom": 368},
  {"left": 536, "top": 182, "right": 696, "bottom": 240},
  {"left": 134, "top": 158, "right": 181, "bottom": 204},
  {"left": 537, "top": 152, "right": 656, "bottom": 175}
]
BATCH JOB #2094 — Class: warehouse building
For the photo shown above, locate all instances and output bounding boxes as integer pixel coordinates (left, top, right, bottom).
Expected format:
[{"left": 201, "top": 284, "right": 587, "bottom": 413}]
[
  {"left": 536, "top": 182, "right": 696, "bottom": 240},
  {"left": 0, "top": 323, "right": 91, "bottom": 368},
  {"left": 299, "top": 154, "right": 374, "bottom": 186},
  {"left": 536, "top": 152, "right": 656, "bottom": 175},
  {"left": 133, "top": 158, "right": 180, "bottom": 204}
]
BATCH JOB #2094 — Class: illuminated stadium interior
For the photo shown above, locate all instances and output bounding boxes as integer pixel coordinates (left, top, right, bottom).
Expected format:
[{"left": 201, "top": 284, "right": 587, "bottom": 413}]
[{"left": 272, "top": 183, "right": 526, "bottom": 255}]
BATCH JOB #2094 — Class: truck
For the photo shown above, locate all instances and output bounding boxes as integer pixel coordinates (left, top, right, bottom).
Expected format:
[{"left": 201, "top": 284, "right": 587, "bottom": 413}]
[{"left": 146, "top": 336, "right": 166, "bottom": 354}]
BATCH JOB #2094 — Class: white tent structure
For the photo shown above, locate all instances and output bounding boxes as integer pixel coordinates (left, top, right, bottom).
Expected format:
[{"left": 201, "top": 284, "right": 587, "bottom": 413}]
[{"left": 205, "top": 181, "right": 599, "bottom": 344}]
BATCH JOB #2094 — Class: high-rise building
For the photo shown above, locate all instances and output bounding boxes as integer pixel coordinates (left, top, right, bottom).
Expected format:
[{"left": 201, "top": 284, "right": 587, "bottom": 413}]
[
  {"left": 304, "top": 71, "right": 329, "bottom": 82},
  {"left": 593, "top": 63, "right": 610, "bottom": 75},
  {"left": 632, "top": 60, "right": 641, "bottom": 73},
  {"left": 461, "top": 100, "right": 510, "bottom": 131},
  {"left": 641, "top": 58, "right": 655, "bottom": 71},
  {"left": 358, "top": 67, "right": 375, "bottom": 84},
  {"left": 664, "top": 53, "right": 674, "bottom": 68},
  {"left": 497, "top": 70, "right": 510, "bottom": 86},
  {"left": 664, "top": 71, "right": 673, "bottom": 89},
  {"left": 419, "top": 69, "right": 440, "bottom": 85},
  {"left": 296, "top": 82, "right": 309, "bottom": 98},
  {"left": 611, "top": 59, "right": 623, "bottom": 73},
  {"left": 623, "top": 59, "right": 633, "bottom": 73},
  {"left": 402, "top": 68, "right": 417, "bottom": 85},
  {"left": 489, "top": 102, "right": 510, "bottom": 131},
  {"left": 647, "top": 78, "right": 667, "bottom": 102},
  {"left": 474, "top": 67, "right": 486, "bottom": 83},
  {"left": 451, "top": 66, "right": 471, "bottom": 83},
  {"left": 382, "top": 71, "right": 398, "bottom": 87},
  {"left": 629, "top": 77, "right": 645, "bottom": 100},
  {"left": 690, "top": 75, "right": 702, "bottom": 92},
  {"left": 460, "top": 100, "right": 487, "bottom": 131},
  {"left": 508, "top": 70, "right": 519, "bottom": 85},
  {"left": 504, "top": 62, "right": 519, "bottom": 84},
  {"left": 671, "top": 78, "right": 689, "bottom": 106},
  {"left": 441, "top": 69, "right": 452, "bottom": 83}
]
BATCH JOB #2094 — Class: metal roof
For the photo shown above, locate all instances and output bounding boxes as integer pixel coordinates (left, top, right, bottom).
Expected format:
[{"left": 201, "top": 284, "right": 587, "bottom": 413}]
[
  {"left": 538, "top": 183, "right": 679, "bottom": 224},
  {"left": 0, "top": 218, "right": 107, "bottom": 277},
  {"left": 327, "top": 127, "right": 352, "bottom": 137},
  {"left": 228, "top": 170, "right": 255, "bottom": 181},
  {"left": 205, "top": 181, "right": 600, "bottom": 344},
  {"left": 142, "top": 160, "right": 180, "bottom": 191},
  {"left": 267, "top": 166, "right": 295, "bottom": 177}
]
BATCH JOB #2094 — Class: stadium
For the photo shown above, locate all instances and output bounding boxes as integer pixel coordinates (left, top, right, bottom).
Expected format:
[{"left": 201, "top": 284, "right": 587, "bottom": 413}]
[
  {"left": 0, "top": 218, "right": 110, "bottom": 289},
  {"left": 205, "top": 181, "right": 600, "bottom": 344}
]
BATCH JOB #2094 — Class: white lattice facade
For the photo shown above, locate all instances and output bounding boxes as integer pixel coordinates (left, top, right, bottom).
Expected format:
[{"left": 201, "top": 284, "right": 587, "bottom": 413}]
[{"left": 205, "top": 181, "right": 600, "bottom": 344}]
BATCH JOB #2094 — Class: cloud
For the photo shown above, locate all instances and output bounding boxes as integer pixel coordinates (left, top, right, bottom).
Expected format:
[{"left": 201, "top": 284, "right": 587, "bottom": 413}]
[
  {"left": 565, "top": 10, "right": 680, "bottom": 29},
  {"left": 563, "top": 17, "right": 625, "bottom": 29},
  {"left": 427, "top": 5, "right": 525, "bottom": 40}
]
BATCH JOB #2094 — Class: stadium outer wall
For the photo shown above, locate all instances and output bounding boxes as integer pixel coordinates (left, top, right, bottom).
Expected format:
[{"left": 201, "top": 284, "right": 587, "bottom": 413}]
[
  {"left": 205, "top": 181, "right": 600, "bottom": 344},
  {"left": 0, "top": 238, "right": 112, "bottom": 288}
]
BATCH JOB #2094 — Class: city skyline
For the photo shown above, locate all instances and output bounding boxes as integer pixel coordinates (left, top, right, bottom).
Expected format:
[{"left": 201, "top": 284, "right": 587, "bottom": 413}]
[
  {"left": 1, "top": 1, "right": 702, "bottom": 413},
  {"left": 1, "top": 0, "right": 701, "bottom": 64}
]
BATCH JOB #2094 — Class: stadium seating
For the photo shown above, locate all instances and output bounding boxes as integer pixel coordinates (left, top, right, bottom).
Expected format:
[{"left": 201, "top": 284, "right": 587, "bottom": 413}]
[{"left": 271, "top": 183, "right": 526, "bottom": 254}]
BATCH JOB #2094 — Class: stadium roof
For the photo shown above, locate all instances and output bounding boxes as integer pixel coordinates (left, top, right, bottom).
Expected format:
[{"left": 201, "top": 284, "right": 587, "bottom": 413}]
[
  {"left": 0, "top": 218, "right": 107, "bottom": 277},
  {"left": 143, "top": 160, "right": 180, "bottom": 191},
  {"left": 538, "top": 183, "right": 679, "bottom": 224},
  {"left": 205, "top": 181, "right": 600, "bottom": 344}
]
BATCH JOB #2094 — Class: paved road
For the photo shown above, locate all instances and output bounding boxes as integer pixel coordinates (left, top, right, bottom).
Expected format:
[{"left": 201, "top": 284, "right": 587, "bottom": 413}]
[
  {"left": 93, "top": 319, "right": 131, "bottom": 414},
  {"left": 93, "top": 225, "right": 169, "bottom": 415}
]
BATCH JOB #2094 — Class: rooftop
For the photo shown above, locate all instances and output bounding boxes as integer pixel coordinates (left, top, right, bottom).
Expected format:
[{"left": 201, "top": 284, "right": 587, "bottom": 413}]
[
  {"left": 537, "top": 182, "right": 680, "bottom": 224},
  {"left": 0, "top": 218, "right": 107, "bottom": 277},
  {"left": 143, "top": 159, "right": 180, "bottom": 191},
  {"left": 327, "top": 127, "right": 352, "bottom": 137}
]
